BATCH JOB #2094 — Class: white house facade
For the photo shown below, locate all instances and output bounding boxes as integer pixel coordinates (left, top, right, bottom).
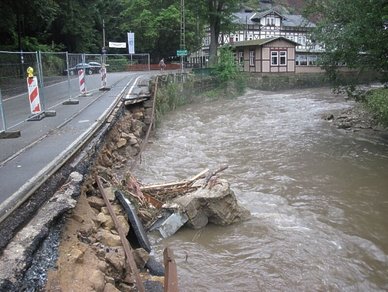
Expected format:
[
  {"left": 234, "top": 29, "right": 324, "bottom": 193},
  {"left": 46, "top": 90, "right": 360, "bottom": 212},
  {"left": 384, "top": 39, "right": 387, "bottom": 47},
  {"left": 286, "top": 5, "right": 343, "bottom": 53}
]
[{"left": 189, "top": 7, "right": 324, "bottom": 69}]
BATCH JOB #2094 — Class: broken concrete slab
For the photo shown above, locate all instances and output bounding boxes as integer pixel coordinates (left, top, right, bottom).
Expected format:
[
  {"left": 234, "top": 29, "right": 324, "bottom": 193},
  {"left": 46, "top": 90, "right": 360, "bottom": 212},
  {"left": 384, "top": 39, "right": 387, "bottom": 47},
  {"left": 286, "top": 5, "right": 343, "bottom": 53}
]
[
  {"left": 157, "top": 212, "right": 188, "bottom": 238},
  {"left": 0, "top": 172, "right": 82, "bottom": 290},
  {"left": 170, "top": 178, "right": 250, "bottom": 229}
]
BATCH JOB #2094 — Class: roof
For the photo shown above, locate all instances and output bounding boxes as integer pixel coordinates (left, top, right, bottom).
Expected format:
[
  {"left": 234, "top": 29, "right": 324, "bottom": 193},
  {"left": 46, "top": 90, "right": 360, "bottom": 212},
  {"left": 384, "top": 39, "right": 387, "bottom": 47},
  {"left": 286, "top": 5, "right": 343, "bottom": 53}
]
[
  {"left": 228, "top": 36, "right": 300, "bottom": 48},
  {"left": 251, "top": 9, "right": 285, "bottom": 22},
  {"left": 231, "top": 9, "right": 315, "bottom": 28},
  {"left": 282, "top": 15, "right": 316, "bottom": 28}
]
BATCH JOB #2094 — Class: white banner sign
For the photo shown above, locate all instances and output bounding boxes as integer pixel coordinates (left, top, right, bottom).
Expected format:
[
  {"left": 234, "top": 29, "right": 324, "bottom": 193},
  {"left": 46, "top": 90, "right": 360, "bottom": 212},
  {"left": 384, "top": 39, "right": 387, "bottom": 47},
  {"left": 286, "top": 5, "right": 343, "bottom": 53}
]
[
  {"left": 127, "top": 32, "right": 135, "bottom": 54},
  {"left": 109, "top": 42, "right": 126, "bottom": 48}
]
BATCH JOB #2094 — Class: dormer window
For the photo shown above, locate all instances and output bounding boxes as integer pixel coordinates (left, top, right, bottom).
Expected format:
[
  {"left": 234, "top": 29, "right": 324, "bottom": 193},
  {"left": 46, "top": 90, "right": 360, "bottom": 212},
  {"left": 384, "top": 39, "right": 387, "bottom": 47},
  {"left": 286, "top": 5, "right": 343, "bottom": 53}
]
[{"left": 266, "top": 17, "right": 275, "bottom": 26}]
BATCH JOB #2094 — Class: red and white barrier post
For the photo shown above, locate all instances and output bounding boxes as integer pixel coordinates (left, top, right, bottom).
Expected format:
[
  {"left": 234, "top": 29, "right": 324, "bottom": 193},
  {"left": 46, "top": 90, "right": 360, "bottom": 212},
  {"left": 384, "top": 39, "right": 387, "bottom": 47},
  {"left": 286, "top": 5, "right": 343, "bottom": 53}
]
[
  {"left": 27, "top": 74, "right": 42, "bottom": 115},
  {"left": 78, "top": 69, "right": 87, "bottom": 95},
  {"left": 99, "top": 64, "right": 110, "bottom": 91},
  {"left": 26, "top": 63, "right": 56, "bottom": 121}
]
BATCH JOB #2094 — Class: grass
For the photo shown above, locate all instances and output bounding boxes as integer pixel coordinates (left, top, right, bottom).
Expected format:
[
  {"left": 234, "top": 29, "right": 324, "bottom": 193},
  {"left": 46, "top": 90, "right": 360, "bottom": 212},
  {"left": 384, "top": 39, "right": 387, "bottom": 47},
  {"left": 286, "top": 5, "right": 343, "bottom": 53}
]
[{"left": 364, "top": 88, "right": 388, "bottom": 127}]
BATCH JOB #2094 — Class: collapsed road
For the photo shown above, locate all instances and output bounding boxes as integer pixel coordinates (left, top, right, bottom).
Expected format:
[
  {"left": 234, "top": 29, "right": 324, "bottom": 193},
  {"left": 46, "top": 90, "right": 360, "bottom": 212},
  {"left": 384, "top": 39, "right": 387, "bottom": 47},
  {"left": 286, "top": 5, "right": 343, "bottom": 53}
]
[
  {"left": 0, "top": 72, "right": 159, "bottom": 290},
  {"left": 0, "top": 72, "right": 250, "bottom": 291}
]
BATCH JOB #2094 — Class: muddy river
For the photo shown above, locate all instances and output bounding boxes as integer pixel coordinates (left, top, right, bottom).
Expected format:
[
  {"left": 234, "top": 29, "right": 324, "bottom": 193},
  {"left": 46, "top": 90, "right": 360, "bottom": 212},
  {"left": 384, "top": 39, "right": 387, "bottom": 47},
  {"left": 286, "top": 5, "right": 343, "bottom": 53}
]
[{"left": 134, "top": 88, "right": 388, "bottom": 291}]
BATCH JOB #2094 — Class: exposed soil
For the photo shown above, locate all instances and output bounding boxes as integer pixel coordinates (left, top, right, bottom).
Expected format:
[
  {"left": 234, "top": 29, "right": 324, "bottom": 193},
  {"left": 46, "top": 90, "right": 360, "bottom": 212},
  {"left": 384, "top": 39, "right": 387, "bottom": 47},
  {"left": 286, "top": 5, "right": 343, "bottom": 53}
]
[{"left": 44, "top": 102, "right": 165, "bottom": 291}]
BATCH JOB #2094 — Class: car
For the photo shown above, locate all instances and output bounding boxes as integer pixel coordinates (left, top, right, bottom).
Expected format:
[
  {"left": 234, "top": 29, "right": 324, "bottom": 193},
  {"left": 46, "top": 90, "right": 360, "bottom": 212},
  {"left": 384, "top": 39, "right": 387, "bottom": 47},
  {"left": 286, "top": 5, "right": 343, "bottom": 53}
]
[{"left": 64, "top": 62, "right": 102, "bottom": 76}]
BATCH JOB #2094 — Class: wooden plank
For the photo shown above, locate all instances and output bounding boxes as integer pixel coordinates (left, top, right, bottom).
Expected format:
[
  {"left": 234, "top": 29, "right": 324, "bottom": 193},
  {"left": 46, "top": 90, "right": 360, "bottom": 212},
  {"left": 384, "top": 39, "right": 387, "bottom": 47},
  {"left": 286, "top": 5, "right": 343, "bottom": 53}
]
[
  {"left": 141, "top": 168, "right": 209, "bottom": 192},
  {"left": 164, "top": 247, "right": 179, "bottom": 292},
  {"left": 95, "top": 176, "right": 145, "bottom": 292},
  {"left": 202, "top": 164, "right": 228, "bottom": 188},
  {"left": 143, "top": 193, "right": 164, "bottom": 208}
]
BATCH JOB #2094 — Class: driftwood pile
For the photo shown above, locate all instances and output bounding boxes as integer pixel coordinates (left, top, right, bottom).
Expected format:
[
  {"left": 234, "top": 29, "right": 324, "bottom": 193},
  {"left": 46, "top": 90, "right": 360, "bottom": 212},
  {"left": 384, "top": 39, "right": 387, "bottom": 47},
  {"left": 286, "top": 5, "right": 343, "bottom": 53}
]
[
  {"left": 92, "top": 165, "right": 249, "bottom": 291},
  {"left": 97, "top": 164, "right": 250, "bottom": 236}
]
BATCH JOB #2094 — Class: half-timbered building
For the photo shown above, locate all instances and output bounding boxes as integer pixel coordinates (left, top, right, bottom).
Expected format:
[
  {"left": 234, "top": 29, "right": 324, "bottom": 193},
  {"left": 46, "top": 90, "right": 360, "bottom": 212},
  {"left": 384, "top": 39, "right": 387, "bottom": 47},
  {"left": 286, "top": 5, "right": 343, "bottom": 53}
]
[{"left": 189, "top": 6, "right": 323, "bottom": 70}]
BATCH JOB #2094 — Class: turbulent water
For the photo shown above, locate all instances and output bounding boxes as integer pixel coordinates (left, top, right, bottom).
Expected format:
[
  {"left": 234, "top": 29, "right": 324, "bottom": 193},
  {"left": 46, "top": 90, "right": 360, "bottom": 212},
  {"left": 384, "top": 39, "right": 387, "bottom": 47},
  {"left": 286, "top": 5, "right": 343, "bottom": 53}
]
[{"left": 134, "top": 88, "right": 388, "bottom": 291}]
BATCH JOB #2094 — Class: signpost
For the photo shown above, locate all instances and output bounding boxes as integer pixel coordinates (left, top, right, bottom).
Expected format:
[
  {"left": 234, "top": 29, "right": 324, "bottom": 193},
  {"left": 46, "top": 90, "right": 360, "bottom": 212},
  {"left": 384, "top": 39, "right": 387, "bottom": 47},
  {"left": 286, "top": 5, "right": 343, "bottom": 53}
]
[{"left": 176, "top": 50, "right": 188, "bottom": 56}]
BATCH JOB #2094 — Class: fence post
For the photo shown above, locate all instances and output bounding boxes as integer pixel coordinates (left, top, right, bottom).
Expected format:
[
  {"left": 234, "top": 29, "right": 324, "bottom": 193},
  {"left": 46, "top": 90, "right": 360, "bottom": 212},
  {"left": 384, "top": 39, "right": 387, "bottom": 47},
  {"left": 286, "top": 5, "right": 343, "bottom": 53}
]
[
  {"left": 0, "top": 89, "right": 21, "bottom": 139},
  {"left": 36, "top": 51, "right": 46, "bottom": 111},
  {"left": 63, "top": 51, "right": 79, "bottom": 105},
  {"left": 78, "top": 54, "right": 91, "bottom": 97}
]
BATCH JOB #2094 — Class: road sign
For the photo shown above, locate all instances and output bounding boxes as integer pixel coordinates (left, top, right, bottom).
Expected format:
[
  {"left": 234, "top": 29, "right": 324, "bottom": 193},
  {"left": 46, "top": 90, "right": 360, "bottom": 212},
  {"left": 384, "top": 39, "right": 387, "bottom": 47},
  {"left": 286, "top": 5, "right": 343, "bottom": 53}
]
[{"left": 177, "top": 50, "right": 188, "bottom": 56}]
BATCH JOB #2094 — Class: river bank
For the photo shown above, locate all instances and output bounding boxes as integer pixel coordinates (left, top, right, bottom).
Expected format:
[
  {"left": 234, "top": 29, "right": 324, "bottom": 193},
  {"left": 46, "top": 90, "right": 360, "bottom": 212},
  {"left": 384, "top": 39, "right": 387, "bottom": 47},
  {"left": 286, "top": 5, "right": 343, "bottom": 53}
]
[
  {"left": 322, "top": 97, "right": 388, "bottom": 139},
  {"left": 46, "top": 86, "right": 386, "bottom": 292},
  {"left": 42, "top": 75, "right": 248, "bottom": 291}
]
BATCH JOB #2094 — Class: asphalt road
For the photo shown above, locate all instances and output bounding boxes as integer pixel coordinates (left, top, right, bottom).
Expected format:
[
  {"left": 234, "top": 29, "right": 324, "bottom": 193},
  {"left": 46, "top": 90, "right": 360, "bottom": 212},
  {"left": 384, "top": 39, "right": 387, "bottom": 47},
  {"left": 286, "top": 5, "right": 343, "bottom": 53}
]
[{"left": 0, "top": 71, "right": 154, "bottom": 214}]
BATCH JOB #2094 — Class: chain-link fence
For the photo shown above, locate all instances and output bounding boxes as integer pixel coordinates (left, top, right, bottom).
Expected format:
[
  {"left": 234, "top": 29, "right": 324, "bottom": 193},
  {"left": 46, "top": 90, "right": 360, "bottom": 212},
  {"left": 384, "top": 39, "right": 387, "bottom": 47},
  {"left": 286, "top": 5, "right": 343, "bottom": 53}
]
[
  {"left": 0, "top": 50, "right": 150, "bottom": 136},
  {"left": 0, "top": 51, "right": 39, "bottom": 99},
  {"left": 114, "top": 54, "right": 150, "bottom": 71}
]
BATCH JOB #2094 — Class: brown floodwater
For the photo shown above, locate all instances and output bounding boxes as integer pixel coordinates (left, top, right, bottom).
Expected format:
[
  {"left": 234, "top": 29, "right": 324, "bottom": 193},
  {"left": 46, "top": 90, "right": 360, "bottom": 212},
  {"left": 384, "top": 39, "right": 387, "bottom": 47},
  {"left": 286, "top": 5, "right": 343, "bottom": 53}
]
[{"left": 134, "top": 88, "right": 388, "bottom": 291}]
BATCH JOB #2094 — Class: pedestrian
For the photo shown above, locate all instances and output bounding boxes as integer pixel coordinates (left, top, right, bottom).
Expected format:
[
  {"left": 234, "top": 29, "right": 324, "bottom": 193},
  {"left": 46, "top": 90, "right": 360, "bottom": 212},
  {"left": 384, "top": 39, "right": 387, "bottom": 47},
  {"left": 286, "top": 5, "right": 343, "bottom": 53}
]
[{"left": 159, "top": 58, "right": 166, "bottom": 71}]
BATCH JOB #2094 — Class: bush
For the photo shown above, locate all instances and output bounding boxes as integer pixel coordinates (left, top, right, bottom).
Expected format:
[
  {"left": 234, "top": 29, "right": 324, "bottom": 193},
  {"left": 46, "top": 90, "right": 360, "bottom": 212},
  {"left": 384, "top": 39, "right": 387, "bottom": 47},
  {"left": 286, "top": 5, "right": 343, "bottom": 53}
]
[
  {"left": 155, "top": 82, "right": 187, "bottom": 121},
  {"left": 107, "top": 58, "right": 130, "bottom": 72},
  {"left": 213, "top": 47, "right": 239, "bottom": 82},
  {"left": 365, "top": 88, "right": 388, "bottom": 126}
]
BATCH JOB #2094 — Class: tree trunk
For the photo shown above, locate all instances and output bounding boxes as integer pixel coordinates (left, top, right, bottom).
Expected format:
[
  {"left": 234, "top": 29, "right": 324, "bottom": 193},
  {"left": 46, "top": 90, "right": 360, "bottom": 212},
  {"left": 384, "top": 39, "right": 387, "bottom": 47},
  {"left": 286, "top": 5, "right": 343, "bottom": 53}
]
[
  {"left": 209, "top": 24, "right": 219, "bottom": 66},
  {"left": 207, "top": 0, "right": 223, "bottom": 66}
]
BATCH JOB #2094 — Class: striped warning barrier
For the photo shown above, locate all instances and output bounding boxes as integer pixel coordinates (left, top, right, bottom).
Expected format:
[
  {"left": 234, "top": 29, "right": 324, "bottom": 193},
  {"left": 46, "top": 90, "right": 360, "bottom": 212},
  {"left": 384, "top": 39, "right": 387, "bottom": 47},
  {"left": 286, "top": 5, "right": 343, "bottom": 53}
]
[
  {"left": 27, "top": 76, "right": 42, "bottom": 114},
  {"left": 99, "top": 65, "right": 110, "bottom": 91},
  {"left": 100, "top": 66, "right": 107, "bottom": 88},
  {"left": 78, "top": 69, "right": 87, "bottom": 94}
]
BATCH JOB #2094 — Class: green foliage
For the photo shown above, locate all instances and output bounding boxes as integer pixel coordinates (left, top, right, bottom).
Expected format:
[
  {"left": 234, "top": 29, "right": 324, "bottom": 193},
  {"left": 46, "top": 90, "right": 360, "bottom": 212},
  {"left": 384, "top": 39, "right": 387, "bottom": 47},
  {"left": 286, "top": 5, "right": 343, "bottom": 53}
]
[
  {"left": 0, "top": 0, "right": 245, "bottom": 63},
  {"left": 155, "top": 73, "right": 245, "bottom": 123},
  {"left": 365, "top": 88, "right": 388, "bottom": 127},
  {"left": 42, "top": 54, "right": 64, "bottom": 76},
  {"left": 107, "top": 58, "right": 130, "bottom": 72},
  {"left": 119, "top": 0, "right": 203, "bottom": 61},
  {"left": 156, "top": 82, "right": 187, "bottom": 119},
  {"left": 213, "top": 47, "right": 239, "bottom": 82},
  {"left": 306, "top": 0, "right": 388, "bottom": 81},
  {"left": 198, "top": 0, "right": 241, "bottom": 66}
]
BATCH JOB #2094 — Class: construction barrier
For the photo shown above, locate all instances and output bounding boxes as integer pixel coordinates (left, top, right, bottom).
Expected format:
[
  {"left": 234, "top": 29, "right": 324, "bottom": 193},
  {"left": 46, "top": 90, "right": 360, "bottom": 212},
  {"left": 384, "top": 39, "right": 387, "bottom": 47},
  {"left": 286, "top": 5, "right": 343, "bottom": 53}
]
[
  {"left": 78, "top": 69, "right": 87, "bottom": 94},
  {"left": 100, "top": 65, "right": 106, "bottom": 88},
  {"left": 27, "top": 76, "right": 42, "bottom": 115},
  {"left": 99, "top": 65, "right": 110, "bottom": 91},
  {"left": 100, "top": 66, "right": 107, "bottom": 88}
]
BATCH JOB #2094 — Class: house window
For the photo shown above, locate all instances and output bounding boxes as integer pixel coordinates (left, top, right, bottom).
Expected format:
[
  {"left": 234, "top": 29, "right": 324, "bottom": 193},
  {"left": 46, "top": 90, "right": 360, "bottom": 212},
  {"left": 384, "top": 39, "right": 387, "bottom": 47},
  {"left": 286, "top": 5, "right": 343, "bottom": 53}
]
[
  {"left": 280, "top": 51, "right": 287, "bottom": 65},
  {"left": 249, "top": 50, "right": 255, "bottom": 66},
  {"left": 295, "top": 55, "right": 319, "bottom": 66},
  {"left": 308, "top": 55, "right": 317, "bottom": 65},
  {"left": 239, "top": 51, "right": 244, "bottom": 64},
  {"left": 271, "top": 51, "right": 278, "bottom": 65},
  {"left": 296, "top": 55, "right": 308, "bottom": 66}
]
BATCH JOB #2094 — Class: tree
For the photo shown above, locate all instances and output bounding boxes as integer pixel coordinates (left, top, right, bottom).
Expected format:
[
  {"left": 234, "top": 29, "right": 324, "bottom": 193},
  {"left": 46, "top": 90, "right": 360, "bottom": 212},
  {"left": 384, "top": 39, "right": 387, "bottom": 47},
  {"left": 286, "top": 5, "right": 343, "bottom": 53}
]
[
  {"left": 119, "top": 0, "right": 200, "bottom": 61},
  {"left": 194, "top": 0, "right": 240, "bottom": 66},
  {"left": 51, "top": 0, "right": 110, "bottom": 53},
  {"left": 0, "top": 0, "right": 60, "bottom": 51},
  {"left": 306, "top": 0, "right": 388, "bottom": 82}
]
